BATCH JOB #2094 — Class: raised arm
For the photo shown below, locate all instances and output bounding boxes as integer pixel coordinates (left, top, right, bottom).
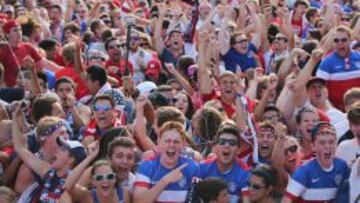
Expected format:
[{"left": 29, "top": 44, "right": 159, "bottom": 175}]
[
  {"left": 11, "top": 108, "right": 50, "bottom": 178},
  {"left": 247, "top": 2, "right": 262, "bottom": 50},
  {"left": 23, "top": 56, "right": 42, "bottom": 96},
  {"left": 277, "top": 48, "right": 309, "bottom": 82},
  {"left": 133, "top": 96, "right": 156, "bottom": 151},
  {"left": 295, "top": 49, "right": 323, "bottom": 89},
  {"left": 73, "top": 38, "right": 87, "bottom": 81},
  {"left": 218, "top": 10, "right": 231, "bottom": 55},
  {"left": 64, "top": 141, "right": 99, "bottom": 202},
  {"left": 198, "top": 31, "right": 213, "bottom": 95},
  {"left": 165, "top": 63, "right": 194, "bottom": 95},
  {"left": 153, "top": 4, "right": 166, "bottom": 55},
  {"left": 254, "top": 74, "right": 278, "bottom": 121}
]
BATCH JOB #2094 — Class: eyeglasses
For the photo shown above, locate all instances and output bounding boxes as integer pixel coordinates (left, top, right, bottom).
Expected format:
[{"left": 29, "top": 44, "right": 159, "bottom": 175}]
[
  {"left": 217, "top": 138, "right": 238, "bottom": 146},
  {"left": 89, "top": 56, "right": 106, "bottom": 62},
  {"left": 285, "top": 145, "right": 298, "bottom": 154},
  {"left": 93, "top": 104, "right": 112, "bottom": 112},
  {"left": 247, "top": 181, "right": 266, "bottom": 190},
  {"left": 333, "top": 38, "right": 348, "bottom": 43},
  {"left": 93, "top": 173, "right": 116, "bottom": 181},
  {"left": 235, "top": 39, "right": 247, "bottom": 44}
]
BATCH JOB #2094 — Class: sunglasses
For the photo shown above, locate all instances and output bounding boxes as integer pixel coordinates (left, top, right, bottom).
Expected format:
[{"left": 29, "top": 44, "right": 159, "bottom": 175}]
[
  {"left": 93, "top": 173, "right": 116, "bottom": 181},
  {"left": 333, "top": 38, "right": 348, "bottom": 43},
  {"left": 131, "top": 36, "right": 140, "bottom": 41},
  {"left": 235, "top": 39, "right": 247, "bottom": 44},
  {"left": 140, "top": 43, "right": 149, "bottom": 47},
  {"left": 171, "top": 98, "right": 178, "bottom": 103},
  {"left": 275, "top": 37, "right": 288, "bottom": 42},
  {"left": 89, "top": 56, "right": 106, "bottom": 62},
  {"left": 341, "top": 17, "right": 351, "bottom": 22},
  {"left": 93, "top": 104, "right": 112, "bottom": 112},
  {"left": 285, "top": 145, "right": 298, "bottom": 154},
  {"left": 217, "top": 138, "right": 238, "bottom": 146},
  {"left": 247, "top": 181, "right": 265, "bottom": 190}
]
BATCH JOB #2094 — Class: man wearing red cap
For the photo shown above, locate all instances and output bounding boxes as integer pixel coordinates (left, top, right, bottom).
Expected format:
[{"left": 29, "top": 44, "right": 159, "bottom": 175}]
[
  {"left": 145, "top": 60, "right": 161, "bottom": 83},
  {"left": 0, "top": 20, "right": 62, "bottom": 87}
]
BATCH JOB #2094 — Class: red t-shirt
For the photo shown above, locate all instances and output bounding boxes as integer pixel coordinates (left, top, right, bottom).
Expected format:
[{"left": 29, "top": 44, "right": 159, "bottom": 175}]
[
  {"left": 83, "top": 113, "right": 126, "bottom": 140},
  {"left": 202, "top": 90, "right": 235, "bottom": 118},
  {"left": 55, "top": 65, "right": 90, "bottom": 99},
  {"left": 291, "top": 17, "right": 303, "bottom": 37},
  {"left": 0, "top": 42, "right": 42, "bottom": 87},
  {"left": 105, "top": 59, "right": 134, "bottom": 86}
]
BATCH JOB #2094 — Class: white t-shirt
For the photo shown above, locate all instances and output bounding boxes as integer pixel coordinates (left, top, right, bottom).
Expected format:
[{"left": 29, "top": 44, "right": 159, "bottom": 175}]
[
  {"left": 336, "top": 138, "right": 360, "bottom": 168},
  {"left": 326, "top": 107, "right": 349, "bottom": 139},
  {"left": 129, "top": 48, "right": 153, "bottom": 84}
]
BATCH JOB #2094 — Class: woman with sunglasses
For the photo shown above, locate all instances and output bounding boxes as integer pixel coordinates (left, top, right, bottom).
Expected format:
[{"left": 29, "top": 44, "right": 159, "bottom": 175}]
[
  {"left": 76, "top": 135, "right": 136, "bottom": 202},
  {"left": 64, "top": 141, "right": 129, "bottom": 203},
  {"left": 248, "top": 165, "right": 278, "bottom": 203}
]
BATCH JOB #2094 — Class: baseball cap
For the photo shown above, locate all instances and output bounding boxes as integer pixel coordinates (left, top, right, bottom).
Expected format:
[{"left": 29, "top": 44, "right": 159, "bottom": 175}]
[
  {"left": 57, "top": 137, "right": 87, "bottom": 166},
  {"left": 2, "top": 19, "right": 19, "bottom": 34},
  {"left": 145, "top": 60, "right": 161, "bottom": 77},
  {"left": 3, "top": 5, "right": 14, "bottom": 13},
  {"left": 310, "top": 122, "right": 336, "bottom": 140},
  {"left": 137, "top": 81, "right": 157, "bottom": 95},
  {"left": 306, "top": 77, "right": 326, "bottom": 89}
]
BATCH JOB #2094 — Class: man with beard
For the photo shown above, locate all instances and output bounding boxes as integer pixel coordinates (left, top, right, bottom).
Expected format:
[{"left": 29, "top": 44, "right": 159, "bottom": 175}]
[
  {"left": 306, "top": 77, "right": 347, "bottom": 139},
  {"left": 283, "top": 122, "right": 350, "bottom": 203},
  {"left": 316, "top": 26, "right": 360, "bottom": 111},
  {"left": 336, "top": 103, "right": 360, "bottom": 168},
  {"left": 199, "top": 121, "right": 251, "bottom": 203},
  {"left": 82, "top": 94, "right": 124, "bottom": 146},
  {"left": 104, "top": 37, "right": 134, "bottom": 86}
]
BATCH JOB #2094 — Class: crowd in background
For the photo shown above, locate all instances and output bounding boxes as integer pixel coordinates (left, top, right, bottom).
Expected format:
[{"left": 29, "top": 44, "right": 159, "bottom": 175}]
[{"left": 0, "top": 0, "right": 359, "bottom": 202}]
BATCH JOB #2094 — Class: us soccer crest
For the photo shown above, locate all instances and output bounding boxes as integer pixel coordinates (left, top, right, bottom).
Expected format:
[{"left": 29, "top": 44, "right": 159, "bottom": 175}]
[
  {"left": 228, "top": 182, "right": 237, "bottom": 193},
  {"left": 178, "top": 177, "right": 186, "bottom": 188},
  {"left": 335, "top": 174, "right": 343, "bottom": 186}
]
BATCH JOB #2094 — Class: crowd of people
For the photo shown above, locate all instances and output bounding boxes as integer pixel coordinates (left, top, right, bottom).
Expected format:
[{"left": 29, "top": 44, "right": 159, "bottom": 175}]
[{"left": 0, "top": 0, "right": 359, "bottom": 202}]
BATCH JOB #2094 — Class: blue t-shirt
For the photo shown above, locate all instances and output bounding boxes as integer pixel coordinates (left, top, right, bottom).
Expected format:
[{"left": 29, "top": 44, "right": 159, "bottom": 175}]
[
  {"left": 285, "top": 158, "right": 350, "bottom": 202},
  {"left": 221, "top": 44, "right": 258, "bottom": 73},
  {"left": 135, "top": 155, "right": 200, "bottom": 203},
  {"left": 199, "top": 158, "right": 250, "bottom": 203}
]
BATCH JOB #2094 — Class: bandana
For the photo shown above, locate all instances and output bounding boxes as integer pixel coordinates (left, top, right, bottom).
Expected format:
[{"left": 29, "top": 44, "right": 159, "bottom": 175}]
[{"left": 38, "top": 121, "right": 65, "bottom": 141}]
